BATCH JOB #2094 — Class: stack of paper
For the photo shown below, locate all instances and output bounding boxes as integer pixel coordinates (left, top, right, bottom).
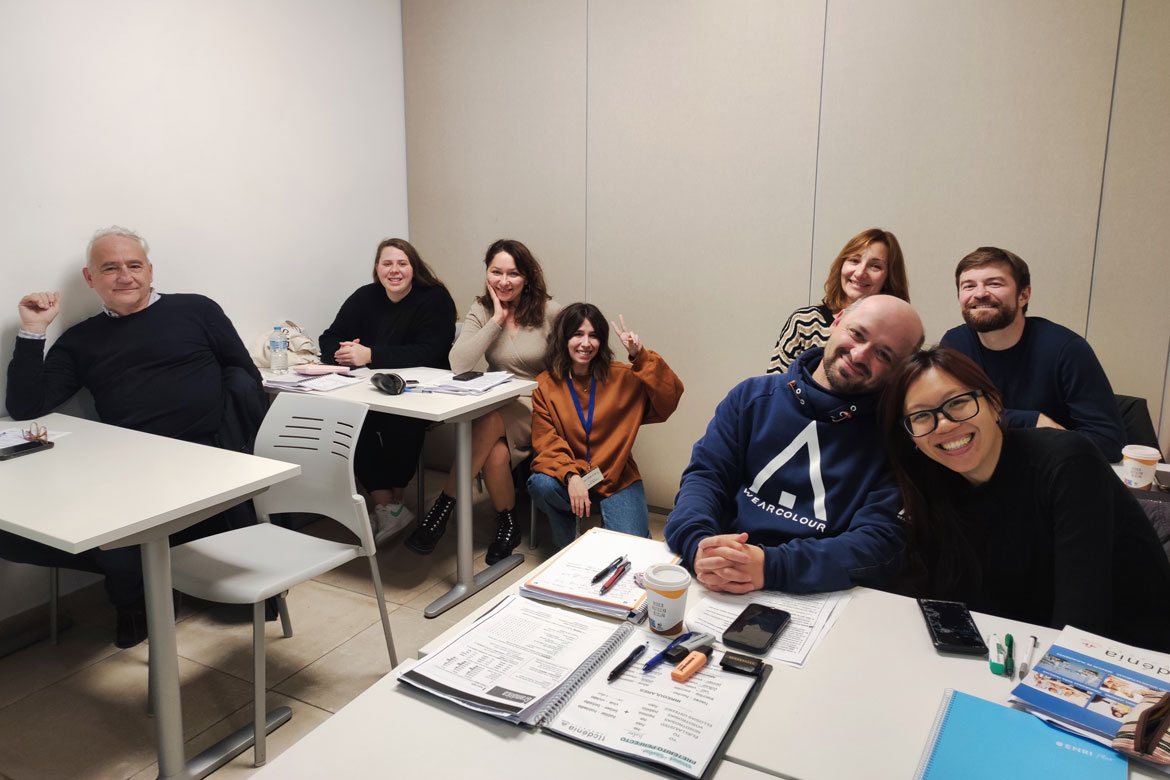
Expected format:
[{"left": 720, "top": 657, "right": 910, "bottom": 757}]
[
  {"left": 520, "top": 527, "right": 680, "bottom": 620},
  {"left": 684, "top": 588, "right": 851, "bottom": 668},
  {"left": 263, "top": 373, "right": 365, "bottom": 393},
  {"left": 420, "top": 371, "right": 513, "bottom": 395}
]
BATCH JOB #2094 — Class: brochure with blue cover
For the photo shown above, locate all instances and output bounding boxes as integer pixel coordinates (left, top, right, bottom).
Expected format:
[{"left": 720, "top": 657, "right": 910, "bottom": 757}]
[
  {"left": 915, "top": 690, "right": 1126, "bottom": 780},
  {"left": 1011, "top": 626, "right": 1170, "bottom": 742}
]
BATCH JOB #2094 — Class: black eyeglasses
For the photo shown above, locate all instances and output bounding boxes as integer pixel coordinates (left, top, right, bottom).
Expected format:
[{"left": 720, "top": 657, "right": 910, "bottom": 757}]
[{"left": 902, "top": 390, "right": 984, "bottom": 437}]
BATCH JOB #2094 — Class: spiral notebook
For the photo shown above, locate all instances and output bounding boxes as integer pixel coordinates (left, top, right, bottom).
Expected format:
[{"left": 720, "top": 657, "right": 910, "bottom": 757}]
[
  {"left": 914, "top": 690, "right": 1126, "bottom": 780},
  {"left": 399, "top": 595, "right": 765, "bottom": 779}
]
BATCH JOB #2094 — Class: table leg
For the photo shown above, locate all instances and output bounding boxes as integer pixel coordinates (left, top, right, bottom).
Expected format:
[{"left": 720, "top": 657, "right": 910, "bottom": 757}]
[
  {"left": 141, "top": 537, "right": 188, "bottom": 779},
  {"left": 423, "top": 419, "right": 523, "bottom": 617}
]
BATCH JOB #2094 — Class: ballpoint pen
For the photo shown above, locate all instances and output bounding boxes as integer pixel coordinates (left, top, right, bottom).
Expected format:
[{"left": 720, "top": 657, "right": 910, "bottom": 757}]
[
  {"left": 1018, "top": 635, "right": 1038, "bottom": 680},
  {"left": 600, "top": 561, "right": 631, "bottom": 595},
  {"left": 607, "top": 642, "right": 649, "bottom": 683},
  {"left": 643, "top": 632, "right": 694, "bottom": 673},
  {"left": 591, "top": 555, "right": 627, "bottom": 584}
]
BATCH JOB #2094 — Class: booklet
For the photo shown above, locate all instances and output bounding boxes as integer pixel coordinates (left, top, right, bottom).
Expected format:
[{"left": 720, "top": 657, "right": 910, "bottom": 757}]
[
  {"left": 520, "top": 527, "right": 681, "bottom": 620},
  {"left": 399, "top": 595, "right": 765, "bottom": 779},
  {"left": 1010, "top": 626, "right": 1170, "bottom": 745},
  {"left": 915, "top": 690, "right": 1126, "bottom": 780}
]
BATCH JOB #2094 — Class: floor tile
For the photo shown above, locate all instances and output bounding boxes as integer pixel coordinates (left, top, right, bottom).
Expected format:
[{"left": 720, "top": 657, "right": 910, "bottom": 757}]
[
  {"left": 0, "top": 651, "right": 250, "bottom": 779},
  {"left": 127, "top": 692, "right": 332, "bottom": 780},
  {"left": 274, "top": 608, "right": 452, "bottom": 713},
  {"left": 402, "top": 548, "right": 550, "bottom": 625},
  {"left": 168, "top": 581, "right": 385, "bottom": 687}
]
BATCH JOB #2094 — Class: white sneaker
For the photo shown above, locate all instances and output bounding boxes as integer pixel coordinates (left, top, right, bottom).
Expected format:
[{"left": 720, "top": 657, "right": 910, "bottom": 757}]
[{"left": 370, "top": 502, "right": 414, "bottom": 544}]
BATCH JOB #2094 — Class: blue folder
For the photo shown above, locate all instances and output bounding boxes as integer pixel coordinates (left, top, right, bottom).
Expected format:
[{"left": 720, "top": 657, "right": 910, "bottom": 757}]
[{"left": 915, "top": 690, "right": 1127, "bottom": 780}]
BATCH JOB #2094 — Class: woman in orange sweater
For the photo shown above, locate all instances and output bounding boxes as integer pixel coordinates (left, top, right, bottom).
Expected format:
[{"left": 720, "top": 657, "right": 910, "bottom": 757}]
[{"left": 529, "top": 303, "right": 684, "bottom": 548}]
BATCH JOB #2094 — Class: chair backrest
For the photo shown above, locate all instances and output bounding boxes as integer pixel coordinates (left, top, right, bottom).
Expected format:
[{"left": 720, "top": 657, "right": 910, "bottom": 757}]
[
  {"left": 253, "top": 393, "right": 373, "bottom": 547},
  {"left": 1116, "top": 394, "right": 1161, "bottom": 450}
]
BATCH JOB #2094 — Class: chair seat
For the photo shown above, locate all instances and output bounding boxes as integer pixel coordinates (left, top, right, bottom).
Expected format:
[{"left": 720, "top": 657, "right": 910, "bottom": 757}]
[{"left": 171, "top": 523, "right": 363, "bottom": 604}]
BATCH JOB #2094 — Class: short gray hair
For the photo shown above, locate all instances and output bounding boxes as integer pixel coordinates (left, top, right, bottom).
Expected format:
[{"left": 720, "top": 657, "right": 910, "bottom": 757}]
[{"left": 86, "top": 226, "right": 150, "bottom": 267}]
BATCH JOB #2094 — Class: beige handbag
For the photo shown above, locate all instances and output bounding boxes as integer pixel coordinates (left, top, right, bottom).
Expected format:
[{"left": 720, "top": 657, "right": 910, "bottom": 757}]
[{"left": 252, "top": 320, "right": 321, "bottom": 368}]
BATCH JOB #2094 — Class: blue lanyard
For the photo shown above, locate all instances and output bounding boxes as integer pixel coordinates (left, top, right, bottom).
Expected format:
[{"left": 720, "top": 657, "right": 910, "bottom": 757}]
[{"left": 566, "top": 375, "right": 596, "bottom": 467}]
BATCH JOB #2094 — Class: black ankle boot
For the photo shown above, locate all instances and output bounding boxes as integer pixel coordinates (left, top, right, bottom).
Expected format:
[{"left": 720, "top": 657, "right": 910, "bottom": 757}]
[
  {"left": 485, "top": 509, "right": 521, "bottom": 565},
  {"left": 406, "top": 492, "right": 455, "bottom": 554}
]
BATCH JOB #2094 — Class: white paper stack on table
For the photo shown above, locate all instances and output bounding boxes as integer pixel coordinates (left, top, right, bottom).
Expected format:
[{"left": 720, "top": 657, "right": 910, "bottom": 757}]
[
  {"left": 520, "top": 527, "right": 681, "bottom": 620},
  {"left": 262, "top": 364, "right": 366, "bottom": 392},
  {"left": 417, "top": 370, "right": 513, "bottom": 395},
  {"left": 685, "top": 588, "right": 852, "bottom": 668}
]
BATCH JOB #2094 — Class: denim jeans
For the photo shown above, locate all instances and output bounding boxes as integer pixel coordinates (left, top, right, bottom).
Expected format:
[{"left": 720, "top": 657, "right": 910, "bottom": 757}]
[{"left": 527, "top": 473, "right": 650, "bottom": 549}]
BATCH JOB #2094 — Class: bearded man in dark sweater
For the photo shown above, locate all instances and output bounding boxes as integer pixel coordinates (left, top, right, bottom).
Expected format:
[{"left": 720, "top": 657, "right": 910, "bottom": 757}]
[
  {"left": 3, "top": 226, "right": 262, "bottom": 647},
  {"left": 939, "top": 247, "right": 1125, "bottom": 462}
]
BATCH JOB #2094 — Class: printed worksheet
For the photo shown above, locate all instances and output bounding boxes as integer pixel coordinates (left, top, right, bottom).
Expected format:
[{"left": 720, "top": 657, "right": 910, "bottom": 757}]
[
  {"left": 685, "top": 589, "right": 851, "bottom": 668},
  {"left": 399, "top": 596, "right": 627, "bottom": 723}
]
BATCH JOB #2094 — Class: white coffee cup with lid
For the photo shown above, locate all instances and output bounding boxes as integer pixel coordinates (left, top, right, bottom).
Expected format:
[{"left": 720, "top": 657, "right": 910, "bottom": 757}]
[
  {"left": 1121, "top": 444, "right": 1162, "bottom": 490},
  {"left": 642, "top": 563, "right": 691, "bottom": 635}
]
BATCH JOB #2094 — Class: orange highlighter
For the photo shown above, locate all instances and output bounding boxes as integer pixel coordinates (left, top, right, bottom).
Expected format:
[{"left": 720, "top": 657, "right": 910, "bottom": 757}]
[{"left": 671, "top": 646, "right": 713, "bottom": 682}]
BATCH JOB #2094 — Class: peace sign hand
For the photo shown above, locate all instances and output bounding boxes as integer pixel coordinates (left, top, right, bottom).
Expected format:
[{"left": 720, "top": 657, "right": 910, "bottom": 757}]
[{"left": 610, "top": 314, "right": 641, "bottom": 359}]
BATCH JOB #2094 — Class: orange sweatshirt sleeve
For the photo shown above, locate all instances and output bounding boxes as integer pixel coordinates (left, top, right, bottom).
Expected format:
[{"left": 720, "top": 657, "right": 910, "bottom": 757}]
[{"left": 629, "top": 348, "right": 684, "bottom": 425}]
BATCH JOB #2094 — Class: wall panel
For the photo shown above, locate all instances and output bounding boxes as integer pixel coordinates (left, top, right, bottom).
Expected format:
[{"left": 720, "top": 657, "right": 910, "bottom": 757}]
[
  {"left": 586, "top": 0, "right": 826, "bottom": 506},
  {"left": 814, "top": 0, "right": 1122, "bottom": 346},
  {"left": 1089, "top": 0, "right": 1170, "bottom": 449},
  {"left": 402, "top": 0, "right": 587, "bottom": 311}
]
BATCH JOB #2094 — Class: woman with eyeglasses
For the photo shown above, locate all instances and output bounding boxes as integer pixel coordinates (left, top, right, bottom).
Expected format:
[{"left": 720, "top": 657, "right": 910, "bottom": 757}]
[{"left": 878, "top": 346, "right": 1170, "bottom": 651}]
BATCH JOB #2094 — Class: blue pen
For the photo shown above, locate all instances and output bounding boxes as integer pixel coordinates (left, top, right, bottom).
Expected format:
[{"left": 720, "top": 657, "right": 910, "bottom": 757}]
[{"left": 642, "top": 632, "right": 694, "bottom": 673}]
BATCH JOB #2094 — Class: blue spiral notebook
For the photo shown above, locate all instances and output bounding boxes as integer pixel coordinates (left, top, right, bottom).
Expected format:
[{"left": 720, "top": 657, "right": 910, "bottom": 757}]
[{"left": 914, "top": 690, "right": 1127, "bottom": 780}]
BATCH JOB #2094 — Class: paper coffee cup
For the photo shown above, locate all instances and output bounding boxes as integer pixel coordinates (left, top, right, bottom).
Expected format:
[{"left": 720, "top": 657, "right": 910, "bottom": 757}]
[
  {"left": 642, "top": 563, "right": 691, "bottom": 635},
  {"left": 1122, "top": 444, "right": 1162, "bottom": 490}
]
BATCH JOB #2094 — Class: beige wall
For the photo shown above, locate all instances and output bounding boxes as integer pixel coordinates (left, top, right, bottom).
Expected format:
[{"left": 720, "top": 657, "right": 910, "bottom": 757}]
[
  {"left": 0, "top": 0, "right": 411, "bottom": 619},
  {"left": 404, "top": 0, "right": 1170, "bottom": 507},
  {"left": 1089, "top": 0, "right": 1170, "bottom": 449}
]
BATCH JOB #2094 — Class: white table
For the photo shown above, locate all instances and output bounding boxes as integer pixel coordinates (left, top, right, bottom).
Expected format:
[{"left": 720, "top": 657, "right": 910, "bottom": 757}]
[
  {"left": 0, "top": 413, "right": 300, "bottom": 779},
  {"left": 411, "top": 582, "right": 1160, "bottom": 779},
  {"left": 282, "top": 369, "right": 538, "bottom": 617},
  {"left": 250, "top": 665, "right": 776, "bottom": 780}
]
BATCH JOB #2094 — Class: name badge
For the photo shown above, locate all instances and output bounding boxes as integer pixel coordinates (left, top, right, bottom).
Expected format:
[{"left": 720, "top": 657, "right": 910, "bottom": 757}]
[{"left": 580, "top": 467, "right": 604, "bottom": 489}]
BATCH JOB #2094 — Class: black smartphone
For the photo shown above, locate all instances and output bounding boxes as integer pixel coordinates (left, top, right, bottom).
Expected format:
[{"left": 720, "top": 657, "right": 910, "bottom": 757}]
[
  {"left": 722, "top": 603, "right": 791, "bottom": 654},
  {"left": 0, "top": 439, "right": 54, "bottom": 460},
  {"left": 918, "top": 598, "right": 988, "bottom": 656},
  {"left": 451, "top": 371, "right": 483, "bottom": 381}
]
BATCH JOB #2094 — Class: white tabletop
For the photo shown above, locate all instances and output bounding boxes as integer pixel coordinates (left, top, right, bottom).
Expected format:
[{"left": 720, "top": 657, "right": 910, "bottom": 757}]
[
  {"left": 264, "top": 368, "right": 537, "bottom": 423},
  {"left": 0, "top": 413, "right": 300, "bottom": 553}
]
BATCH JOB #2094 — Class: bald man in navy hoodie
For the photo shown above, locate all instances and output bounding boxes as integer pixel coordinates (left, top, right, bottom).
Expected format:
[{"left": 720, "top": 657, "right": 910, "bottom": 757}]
[{"left": 666, "top": 295, "right": 923, "bottom": 594}]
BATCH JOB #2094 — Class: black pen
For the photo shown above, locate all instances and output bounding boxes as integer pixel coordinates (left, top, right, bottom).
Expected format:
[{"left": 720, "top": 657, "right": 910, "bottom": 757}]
[
  {"left": 600, "top": 561, "right": 630, "bottom": 595},
  {"left": 607, "top": 642, "right": 649, "bottom": 683},
  {"left": 591, "top": 555, "right": 627, "bottom": 584}
]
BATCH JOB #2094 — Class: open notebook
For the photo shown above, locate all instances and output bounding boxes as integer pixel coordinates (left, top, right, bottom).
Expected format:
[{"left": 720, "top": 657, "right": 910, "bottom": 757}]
[
  {"left": 399, "top": 595, "right": 766, "bottom": 779},
  {"left": 520, "top": 527, "right": 680, "bottom": 620}
]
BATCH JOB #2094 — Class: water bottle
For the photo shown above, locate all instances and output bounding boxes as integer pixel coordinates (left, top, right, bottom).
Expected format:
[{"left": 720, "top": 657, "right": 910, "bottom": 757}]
[{"left": 269, "top": 325, "right": 289, "bottom": 374}]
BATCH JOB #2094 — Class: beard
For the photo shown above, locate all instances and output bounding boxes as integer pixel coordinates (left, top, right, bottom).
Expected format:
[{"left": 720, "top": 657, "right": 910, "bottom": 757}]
[
  {"left": 822, "top": 347, "right": 874, "bottom": 394},
  {"left": 962, "top": 300, "right": 1017, "bottom": 332}
]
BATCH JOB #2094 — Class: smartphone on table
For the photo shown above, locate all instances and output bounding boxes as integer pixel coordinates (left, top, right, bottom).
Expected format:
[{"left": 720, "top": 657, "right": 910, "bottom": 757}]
[
  {"left": 0, "top": 440, "right": 54, "bottom": 460},
  {"left": 722, "top": 603, "right": 791, "bottom": 654},
  {"left": 917, "top": 598, "right": 988, "bottom": 656},
  {"left": 451, "top": 371, "right": 483, "bottom": 381}
]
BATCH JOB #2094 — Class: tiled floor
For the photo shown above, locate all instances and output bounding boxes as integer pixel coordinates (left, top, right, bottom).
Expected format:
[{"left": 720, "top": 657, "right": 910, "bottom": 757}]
[{"left": 0, "top": 470, "right": 667, "bottom": 780}]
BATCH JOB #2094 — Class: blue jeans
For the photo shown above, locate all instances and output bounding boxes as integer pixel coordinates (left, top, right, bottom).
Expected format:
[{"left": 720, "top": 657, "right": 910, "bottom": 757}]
[{"left": 527, "top": 473, "right": 649, "bottom": 549}]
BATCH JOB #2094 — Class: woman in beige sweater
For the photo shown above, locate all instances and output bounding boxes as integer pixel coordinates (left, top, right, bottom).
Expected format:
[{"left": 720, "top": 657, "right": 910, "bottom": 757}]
[{"left": 406, "top": 239, "right": 561, "bottom": 563}]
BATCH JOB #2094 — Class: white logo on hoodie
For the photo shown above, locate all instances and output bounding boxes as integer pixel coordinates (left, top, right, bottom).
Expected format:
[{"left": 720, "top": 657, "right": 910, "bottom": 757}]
[{"left": 747, "top": 420, "right": 827, "bottom": 522}]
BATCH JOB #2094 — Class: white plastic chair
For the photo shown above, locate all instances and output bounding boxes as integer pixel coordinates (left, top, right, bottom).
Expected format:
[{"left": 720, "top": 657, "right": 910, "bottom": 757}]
[{"left": 170, "top": 393, "right": 397, "bottom": 766}]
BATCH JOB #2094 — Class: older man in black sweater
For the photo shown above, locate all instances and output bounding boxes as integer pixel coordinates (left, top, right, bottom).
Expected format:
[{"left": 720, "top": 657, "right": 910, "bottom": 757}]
[{"left": 4, "top": 226, "right": 262, "bottom": 647}]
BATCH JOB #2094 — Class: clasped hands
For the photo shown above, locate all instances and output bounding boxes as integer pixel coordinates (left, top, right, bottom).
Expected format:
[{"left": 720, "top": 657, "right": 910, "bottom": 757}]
[
  {"left": 693, "top": 533, "right": 765, "bottom": 594},
  {"left": 334, "top": 339, "right": 372, "bottom": 367}
]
